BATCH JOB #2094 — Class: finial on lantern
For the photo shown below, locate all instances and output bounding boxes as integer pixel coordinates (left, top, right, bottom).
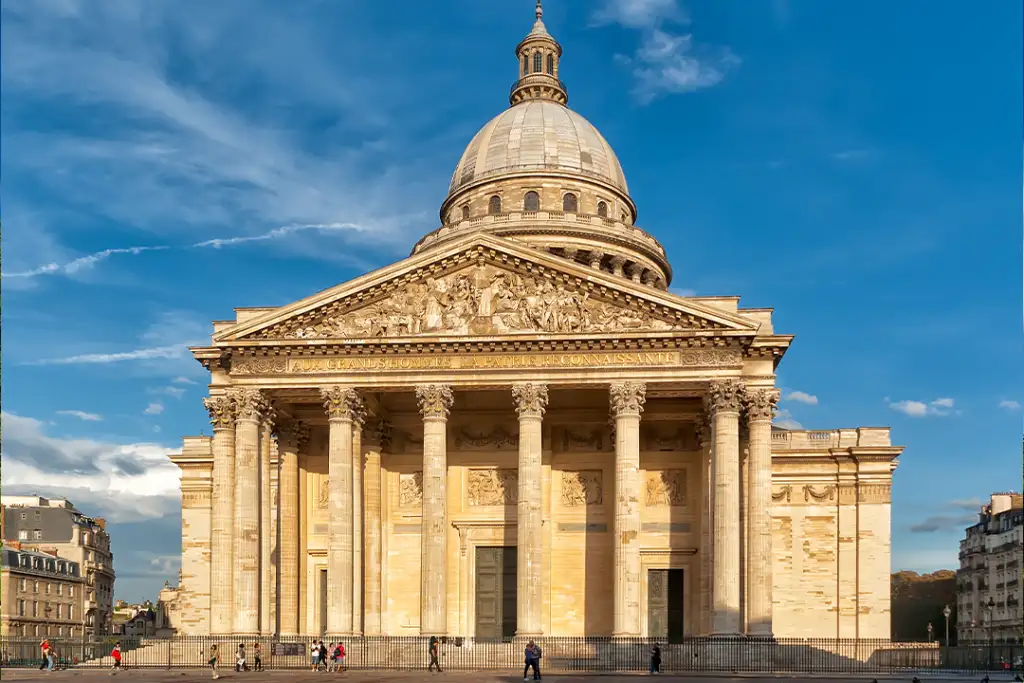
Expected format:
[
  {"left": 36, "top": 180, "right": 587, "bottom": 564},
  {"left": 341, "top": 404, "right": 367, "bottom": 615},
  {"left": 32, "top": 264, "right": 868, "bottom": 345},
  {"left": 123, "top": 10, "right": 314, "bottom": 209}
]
[{"left": 536, "top": 0, "right": 543, "bottom": 21}]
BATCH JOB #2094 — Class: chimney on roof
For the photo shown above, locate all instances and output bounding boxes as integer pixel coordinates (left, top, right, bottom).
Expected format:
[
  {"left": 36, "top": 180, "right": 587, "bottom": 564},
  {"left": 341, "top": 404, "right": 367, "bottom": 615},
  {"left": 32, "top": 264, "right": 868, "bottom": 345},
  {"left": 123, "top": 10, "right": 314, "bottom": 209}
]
[{"left": 94, "top": 518, "right": 106, "bottom": 530}]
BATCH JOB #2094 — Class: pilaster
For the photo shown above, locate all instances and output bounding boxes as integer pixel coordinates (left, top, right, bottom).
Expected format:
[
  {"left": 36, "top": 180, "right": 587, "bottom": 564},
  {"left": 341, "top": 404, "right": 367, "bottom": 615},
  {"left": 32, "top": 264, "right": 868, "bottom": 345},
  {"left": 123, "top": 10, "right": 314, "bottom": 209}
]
[
  {"left": 512, "top": 382, "right": 548, "bottom": 637},
  {"left": 610, "top": 381, "right": 646, "bottom": 637},
  {"left": 351, "top": 402, "right": 367, "bottom": 636},
  {"left": 259, "top": 417, "right": 274, "bottom": 635},
  {"left": 204, "top": 395, "right": 236, "bottom": 636},
  {"left": 695, "top": 413, "right": 713, "bottom": 636}
]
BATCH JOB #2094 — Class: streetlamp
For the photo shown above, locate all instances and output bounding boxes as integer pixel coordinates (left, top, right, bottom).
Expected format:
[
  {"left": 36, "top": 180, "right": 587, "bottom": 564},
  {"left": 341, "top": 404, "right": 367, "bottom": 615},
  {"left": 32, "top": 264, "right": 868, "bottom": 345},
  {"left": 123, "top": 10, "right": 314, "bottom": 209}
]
[
  {"left": 943, "top": 604, "right": 952, "bottom": 647},
  {"left": 986, "top": 596, "right": 995, "bottom": 671}
]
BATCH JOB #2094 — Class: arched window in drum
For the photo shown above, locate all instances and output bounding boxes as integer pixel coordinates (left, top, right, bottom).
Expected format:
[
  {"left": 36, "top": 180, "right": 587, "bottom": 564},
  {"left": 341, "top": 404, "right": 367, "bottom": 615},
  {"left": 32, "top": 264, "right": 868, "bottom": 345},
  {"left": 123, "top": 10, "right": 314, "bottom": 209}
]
[
  {"left": 546, "top": 54, "right": 554, "bottom": 74},
  {"left": 597, "top": 201, "right": 608, "bottom": 217},
  {"left": 524, "top": 191, "right": 540, "bottom": 211},
  {"left": 533, "top": 52, "right": 543, "bottom": 73},
  {"left": 562, "top": 193, "right": 578, "bottom": 213},
  {"left": 461, "top": 205, "right": 470, "bottom": 220},
  {"left": 488, "top": 195, "right": 502, "bottom": 214}
]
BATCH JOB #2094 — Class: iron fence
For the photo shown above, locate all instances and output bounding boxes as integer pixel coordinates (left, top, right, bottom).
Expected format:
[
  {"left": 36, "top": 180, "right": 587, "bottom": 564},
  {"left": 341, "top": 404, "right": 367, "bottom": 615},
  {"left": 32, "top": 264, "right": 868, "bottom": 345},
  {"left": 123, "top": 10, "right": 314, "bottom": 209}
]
[{"left": 1, "top": 635, "right": 1021, "bottom": 673}]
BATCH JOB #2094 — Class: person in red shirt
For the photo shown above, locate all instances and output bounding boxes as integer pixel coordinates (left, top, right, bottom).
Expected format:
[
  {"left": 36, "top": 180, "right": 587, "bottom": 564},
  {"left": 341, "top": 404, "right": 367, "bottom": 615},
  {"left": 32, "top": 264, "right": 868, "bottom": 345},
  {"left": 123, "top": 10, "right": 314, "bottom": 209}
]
[
  {"left": 39, "top": 640, "right": 50, "bottom": 671},
  {"left": 110, "top": 642, "right": 122, "bottom": 674}
]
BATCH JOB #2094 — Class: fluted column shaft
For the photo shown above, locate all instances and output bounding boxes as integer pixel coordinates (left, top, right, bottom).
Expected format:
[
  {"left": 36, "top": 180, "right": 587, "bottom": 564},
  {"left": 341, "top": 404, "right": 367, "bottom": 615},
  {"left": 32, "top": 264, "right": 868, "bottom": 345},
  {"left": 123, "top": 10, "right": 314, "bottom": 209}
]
[
  {"left": 513, "top": 383, "right": 548, "bottom": 636},
  {"left": 706, "top": 380, "right": 744, "bottom": 636},
  {"left": 744, "top": 388, "right": 779, "bottom": 637},
  {"left": 610, "top": 382, "right": 646, "bottom": 637},
  {"left": 276, "top": 421, "right": 307, "bottom": 637},
  {"left": 362, "top": 420, "right": 388, "bottom": 635},
  {"left": 322, "top": 386, "right": 360, "bottom": 636},
  {"left": 259, "top": 421, "right": 273, "bottom": 635},
  {"left": 205, "top": 396, "right": 236, "bottom": 636},
  {"left": 696, "top": 416, "right": 713, "bottom": 636},
  {"left": 416, "top": 384, "right": 454, "bottom": 636},
  {"left": 351, "top": 416, "right": 365, "bottom": 635},
  {"left": 231, "top": 388, "right": 268, "bottom": 636}
]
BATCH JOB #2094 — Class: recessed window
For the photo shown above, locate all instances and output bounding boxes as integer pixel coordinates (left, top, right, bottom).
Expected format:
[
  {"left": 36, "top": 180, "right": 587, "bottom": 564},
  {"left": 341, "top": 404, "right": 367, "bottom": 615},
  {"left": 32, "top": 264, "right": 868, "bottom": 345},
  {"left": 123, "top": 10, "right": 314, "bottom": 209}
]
[
  {"left": 522, "top": 55, "right": 528, "bottom": 76},
  {"left": 461, "top": 204, "right": 469, "bottom": 220},
  {"left": 562, "top": 193, "right": 578, "bottom": 213},
  {"left": 533, "top": 52, "right": 542, "bottom": 73},
  {"left": 18, "top": 530, "right": 27, "bottom": 541},
  {"left": 546, "top": 54, "right": 554, "bottom": 74},
  {"left": 523, "top": 191, "right": 540, "bottom": 211},
  {"left": 488, "top": 195, "right": 502, "bottom": 214},
  {"left": 33, "top": 530, "right": 42, "bottom": 540},
  {"left": 597, "top": 201, "right": 608, "bottom": 218}
]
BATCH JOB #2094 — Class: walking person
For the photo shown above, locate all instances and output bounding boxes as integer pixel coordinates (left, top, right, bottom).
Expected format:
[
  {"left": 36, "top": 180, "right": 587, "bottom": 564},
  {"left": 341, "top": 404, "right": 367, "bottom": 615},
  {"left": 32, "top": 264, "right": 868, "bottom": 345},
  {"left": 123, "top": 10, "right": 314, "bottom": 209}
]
[
  {"left": 428, "top": 636, "right": 442, "bottom": 673},
  {"left": 39, "top": 639, "right": 50, "bottom": 671},
  {"left": 208, "top": 644, "right": 220, "bottom": 680},
  {"left": 334, "top": 642, "right": 345, "bottom": 673},
  {"left": 253, "top": 642, "right": 263, "bottom": 672},
  {"left": 310, "top": 640, "right": 320, "bottom": 671},
  {"left": 319, "top": 641, "right": 329, "bottom": 671},
  {"left": 110, "top": 642, "right": 122, "bottom": 675},
  {"left": 523, "top": 640, "right": 542, "bottom": 681},
  {"left": 235, "top": 643, "right": 247, "bottom": 672},
  {"left": 649, "top": 644, "right": 662, "bottom": 674}
]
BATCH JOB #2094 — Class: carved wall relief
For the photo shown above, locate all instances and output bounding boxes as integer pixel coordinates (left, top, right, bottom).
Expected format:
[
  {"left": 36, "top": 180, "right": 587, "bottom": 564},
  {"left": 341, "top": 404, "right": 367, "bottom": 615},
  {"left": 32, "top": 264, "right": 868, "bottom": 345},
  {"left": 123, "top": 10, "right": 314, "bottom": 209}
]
[
  {"left": 645, "top": 469, "right": 688, "bottom": 507},
  {"left": 277, "top": 264, "right": 694, "bottom": 340},
  {"left": 644, "top": 425, "right": 694, "bottom": 451},
  {"left": 467, "top": 469, "right": 518, "bottom": 506},
  {"left": 803, "top": 484, "right": 837, "bottom": 503},
  {"left": 399, "top": 472, "right": 423, "bottom": 507},
  {"left": 561, "top": 428, "right": 606, "bottom": 452},
  {"left": 181, "top": 490, "right": 212, "bottom": 508},
  {"left": 771, "top": 485, "right": 793, "bottom": 503},
  {"left": 455, "top": 426, "right": 518, "bottom": 450},
  {"left": 560, "top": 470, "right": 603, "bottom": 507},
  {"left": 316, "top": 478, "right": 329, "bottom": 509}
]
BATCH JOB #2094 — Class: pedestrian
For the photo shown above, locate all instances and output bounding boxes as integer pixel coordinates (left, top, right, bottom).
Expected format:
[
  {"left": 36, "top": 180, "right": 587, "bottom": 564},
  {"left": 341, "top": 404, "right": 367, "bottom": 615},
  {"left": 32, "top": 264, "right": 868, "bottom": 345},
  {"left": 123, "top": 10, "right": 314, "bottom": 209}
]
[
  {"left": 326, "top": 642, "right": 336, "bottom": 672},
  {"left": 39, "top": 639, "right": 50, "bottom": 671},
  {"left": 208, "top": 644, "right": 220, "bottom": 680},
  {"left": 523, "top": 639, "right": 542, "bottom": 681},
  {"left": 253, "top": 642, "right": 263, "bottom": 672},
  {"left": 334, "top": 642, "right": 345, "bottom": 672},
  {"left": 110, "top": 642, "right": 122, "bottom": 675},
  {"left": 235, "top": 643, "right": 247, "bottom": 672},
  {"left": 428, "top": 635, "right": 442, "bottom": 673},
  {"left": 310, "top": 640, "right": 320, "bottom": 671},
  {"left": 319, "top": 641, "right": 328, "bottom": 671},
  {"left": 649, "top": 644, "right": 661, "bottom": 674},
  {"left": 47, "top": 643, "right": 57, "bottom": 672}
]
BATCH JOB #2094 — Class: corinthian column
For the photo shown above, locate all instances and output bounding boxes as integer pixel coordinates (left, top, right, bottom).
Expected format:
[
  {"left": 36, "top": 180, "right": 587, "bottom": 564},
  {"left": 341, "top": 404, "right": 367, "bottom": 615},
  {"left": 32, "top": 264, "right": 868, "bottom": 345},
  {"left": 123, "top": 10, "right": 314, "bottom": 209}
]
[
  {"left": 610, "top": 382, "right": 646, "bottom": 637},
  {"left": 204, "top": 395, "right": 236, "bottom": 635},
  {"left": 362, "top": 418, "right": 390, "bottom": 635},
  {"left": 230, "top": 388, "right": 268, "bottom": 635},
  {"left": 415, "top": 384, "right": 454, "bottom": 636},
  {"left": 695, "top": 414, "right": 712, "bottom": 636},
  {"left": 351, "top": 403, "right": 366, "bottom": 635},
  {"left": 705, "top": 379, "right": 744, "bottom": 636},
  {"left": 260, "top": 417, "right": 274, "bottom": 635},
  {"left": 512, "top": 382, "right": 548, "bottom": 637},
  {"left": 743, "top": 387, "right": 779, "bottom": 637},
  {"left": 322, "top": 386, "right": 360, "bottom": 636},
  {"left": 275, "top": 420, "right": 308, "bottom": 637}
]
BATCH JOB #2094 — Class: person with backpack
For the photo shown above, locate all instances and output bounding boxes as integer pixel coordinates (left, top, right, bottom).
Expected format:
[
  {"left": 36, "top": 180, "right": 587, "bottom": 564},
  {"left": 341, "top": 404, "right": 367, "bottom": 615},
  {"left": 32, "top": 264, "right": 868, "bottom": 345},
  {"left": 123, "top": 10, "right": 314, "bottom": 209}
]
[
  {"left": 649, "top": 644, "right": 662, "bottom": 674},
  {"left": 110, "top": 642, "right": 123, "bottom": 674},
  {"left": 523, "top": 640, "right": 542, "bottom": 680},
  {"left": 334, "top": 642, "right": 345, "bottom": 672},
  {"left": 428, "top": 636, "right": 442, "bottom": 673},
  {"left": 235, "top": 643, "right": 247, "bottom": 672}
]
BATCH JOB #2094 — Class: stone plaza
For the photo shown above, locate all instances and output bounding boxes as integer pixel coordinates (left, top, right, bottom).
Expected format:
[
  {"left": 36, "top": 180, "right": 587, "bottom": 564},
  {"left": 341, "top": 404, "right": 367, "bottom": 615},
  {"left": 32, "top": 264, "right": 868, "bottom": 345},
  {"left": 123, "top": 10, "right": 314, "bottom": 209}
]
[{"left": 164, "top": 1, "right": 903, "bottom": 643}]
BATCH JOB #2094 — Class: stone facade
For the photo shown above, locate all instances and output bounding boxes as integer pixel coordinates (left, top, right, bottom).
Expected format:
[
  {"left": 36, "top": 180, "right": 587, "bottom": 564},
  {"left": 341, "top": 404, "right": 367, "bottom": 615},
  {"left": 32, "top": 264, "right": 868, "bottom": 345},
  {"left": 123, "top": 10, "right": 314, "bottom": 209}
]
[{"left": 167, "top": 3, "right": 902, "bottom": 641}]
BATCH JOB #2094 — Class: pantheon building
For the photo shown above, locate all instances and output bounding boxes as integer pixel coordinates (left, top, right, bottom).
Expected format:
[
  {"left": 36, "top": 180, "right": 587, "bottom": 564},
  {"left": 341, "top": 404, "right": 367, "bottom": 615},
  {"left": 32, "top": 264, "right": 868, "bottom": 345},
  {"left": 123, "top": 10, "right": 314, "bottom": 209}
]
[{"left": 170, "top": 2, "right": 902, "bottom": 642}]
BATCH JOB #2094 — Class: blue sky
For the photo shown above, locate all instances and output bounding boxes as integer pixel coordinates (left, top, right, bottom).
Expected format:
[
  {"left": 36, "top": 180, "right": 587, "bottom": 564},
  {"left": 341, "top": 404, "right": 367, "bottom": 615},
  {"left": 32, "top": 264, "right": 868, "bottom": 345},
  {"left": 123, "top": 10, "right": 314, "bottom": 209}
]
[{"left": 1, "top": 0, "right": 1020, "bottom": 603}]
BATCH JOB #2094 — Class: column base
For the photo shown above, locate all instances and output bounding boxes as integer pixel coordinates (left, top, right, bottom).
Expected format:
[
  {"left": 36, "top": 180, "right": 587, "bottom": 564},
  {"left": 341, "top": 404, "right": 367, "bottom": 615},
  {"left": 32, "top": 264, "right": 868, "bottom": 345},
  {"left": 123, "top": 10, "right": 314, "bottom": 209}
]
[
  {"left": 744, "top": 631, "right": 775, "bottom": 641},
  {"left": 610, "top": 632, "right": 642, "bottom": 638},
  {"left": 709, "top": 632, "right": 745, "bottom": 638}
]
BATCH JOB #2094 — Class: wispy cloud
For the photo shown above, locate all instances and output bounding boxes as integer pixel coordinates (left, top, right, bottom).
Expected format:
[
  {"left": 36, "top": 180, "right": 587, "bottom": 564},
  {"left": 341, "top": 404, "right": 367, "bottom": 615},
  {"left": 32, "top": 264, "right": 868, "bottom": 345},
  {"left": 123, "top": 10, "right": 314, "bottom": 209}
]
[
  {"left": 171, "top": 377, "right": 196, "bottom": 385},
  {"left": 56, "top": 410, "right": 103, "bottom": 421},
  {"left": 2, "top": 246, "right": 170, "bottom": 279},
  {"left": 831, "top": 148, "right": 874, "bottom": 162},
  {"left": 886, "top": 396, "right": 959, "bottom": 418},
  {"left": 26, "top": 345, "right": 186, "bottom": 366},
  {"left": 773, "top": 408, "right": 803, "bottom": 430},
  {"left": 783, "top": 390, "right": 818, "bottom": 405},
  {"left": 909, "top": 498, "right": 981, "bottom": 533},
  {"left": 669, "top": 286, "right": 696, "bottom": 297},
  {"left": 144, "top": 402, "right": 165, "bottom": 415},
  {"left": 998, "top": 400, "right": 1021, "bottom": 411},
  {"left": 592, "top": 0, "right": 738, "bottom": 104}
]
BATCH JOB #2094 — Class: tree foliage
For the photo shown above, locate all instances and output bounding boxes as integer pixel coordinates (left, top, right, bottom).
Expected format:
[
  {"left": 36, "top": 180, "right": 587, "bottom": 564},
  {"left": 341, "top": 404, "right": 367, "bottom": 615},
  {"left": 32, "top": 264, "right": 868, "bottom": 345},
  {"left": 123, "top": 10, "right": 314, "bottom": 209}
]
[{"left": 891, "top": 570, "right": 957, "bottom": 643}]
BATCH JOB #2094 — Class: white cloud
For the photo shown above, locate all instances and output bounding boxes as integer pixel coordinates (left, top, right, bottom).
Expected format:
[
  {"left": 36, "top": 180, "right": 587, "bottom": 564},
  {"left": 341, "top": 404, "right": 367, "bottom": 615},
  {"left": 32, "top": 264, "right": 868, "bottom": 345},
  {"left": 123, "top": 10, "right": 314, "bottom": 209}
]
[
  {"left": 773, "top": 408, "right": 803, "bottom": 430},
  {"left": 784, "top": 390, "right": 818, "bottom": 405},
  {"left": 56, "top": 410, "right": 103, "bottom": 421},
  {"left": 172, "top": 376, "right": 196, "bottom": 385},
  {"left": 998, "top": 400, "right": 1021, "bottom": 411},
  {"left": 593, "top": 0, "right": 739, "bottom": 104},
  {"left": 0, "top": 411, "right": 181, "bottom": 522},
  {"left": 887, "top": 397, "right": 958, "bottom": 417},
  {"left": 27, "top": 345, "right": 186, "bottom": 366},
  {"left": 669, "top": 287, "right": 696, "bottom": 297},
  {"left": 144, "top": 402, "right": 165, "bottom": 415},
  {"left": 831, "top": 148, "right": 873, "bottom": 162}
]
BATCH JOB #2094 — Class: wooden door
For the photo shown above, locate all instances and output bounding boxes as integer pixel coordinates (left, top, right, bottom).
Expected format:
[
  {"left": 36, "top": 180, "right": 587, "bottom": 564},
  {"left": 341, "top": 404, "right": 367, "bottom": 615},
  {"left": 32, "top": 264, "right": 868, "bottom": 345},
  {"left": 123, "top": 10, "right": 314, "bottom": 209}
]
[
  {"left": 475, "top": 546, "right": 518, "bottom": 640},
  {"left": 648, "top": 568, "right": 685, "bottom": 642}
]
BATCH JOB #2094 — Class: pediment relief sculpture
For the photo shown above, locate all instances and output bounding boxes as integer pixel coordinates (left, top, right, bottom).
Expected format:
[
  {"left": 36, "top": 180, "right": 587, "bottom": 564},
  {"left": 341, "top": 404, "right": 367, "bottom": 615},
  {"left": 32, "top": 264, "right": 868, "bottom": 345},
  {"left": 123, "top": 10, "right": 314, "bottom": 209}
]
[
  {"left": 645, "top": 470, "right": 688, "bottom": 507},
  {"left": 251, "top": 263, "right": 709, "bottom": 340},
  {"left": 560, "top": 470, "right": 603, "bottom": 507},
  {"left": 399, "top": 472, "right": 423, "bottom": 507},
  {"left": 467, "top": 469, "right": 518, "bottom": 506}
]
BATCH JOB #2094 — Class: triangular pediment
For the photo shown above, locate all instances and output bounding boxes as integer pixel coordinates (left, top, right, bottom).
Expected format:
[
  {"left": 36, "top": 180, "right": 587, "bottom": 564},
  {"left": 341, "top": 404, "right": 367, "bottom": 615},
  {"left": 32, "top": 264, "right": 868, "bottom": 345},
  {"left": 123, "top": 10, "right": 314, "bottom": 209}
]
[{"left": 215, "top": 234, "right": 758, "bottom": 343}]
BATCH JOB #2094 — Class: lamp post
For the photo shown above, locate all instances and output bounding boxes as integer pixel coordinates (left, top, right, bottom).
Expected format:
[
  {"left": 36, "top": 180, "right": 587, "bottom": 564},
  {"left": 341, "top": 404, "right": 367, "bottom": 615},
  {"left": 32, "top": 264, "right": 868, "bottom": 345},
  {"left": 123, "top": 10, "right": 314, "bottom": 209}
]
[
  {"left": 943, "top": 604, "right": 951, "bottom": 647},
  {"left": 986, "top": 596, "right": 995, "bottom": 671}
]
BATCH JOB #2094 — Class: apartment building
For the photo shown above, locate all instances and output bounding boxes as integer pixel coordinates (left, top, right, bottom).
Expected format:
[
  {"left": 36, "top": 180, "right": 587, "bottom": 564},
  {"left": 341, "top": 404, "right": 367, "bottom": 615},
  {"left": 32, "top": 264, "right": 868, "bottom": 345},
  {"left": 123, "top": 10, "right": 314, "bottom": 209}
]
[
  {"left": 1, "top": 542, "right": 85, "bottom": 638},
  {"left": 956, "top": 492, "right": 1024, "bottom": 643},
  {"left": 1, "top": 496, "right": 116, "bottom": 636}
]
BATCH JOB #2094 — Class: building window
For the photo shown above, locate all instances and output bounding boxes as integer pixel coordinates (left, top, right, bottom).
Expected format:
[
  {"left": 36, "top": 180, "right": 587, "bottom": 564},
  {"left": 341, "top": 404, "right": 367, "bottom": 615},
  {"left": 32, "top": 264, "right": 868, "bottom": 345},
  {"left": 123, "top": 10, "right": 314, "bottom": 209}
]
[
  {"left": 33, "top": 530, "right": 42, "bottom": 540},
  {"left": 18, "top": 530, "right": 27, "bottom": 540},
  {"left": 546, "top": 54, "right": 554, "bottom": 74},
  {"left": 523, "top": 191, "right": 540, "bottom": 211},
  {"left": 522, "top": 55, "right": 528, "bottom": 76},
  {"left": 20, "top": 511, "right": 27, "bottom": 520},
  {"left": 57, "top": 584, "right": 63, "bottom": 596},
  {"left": 33, "top": 581, "right": 39, "bottom": 593},
  {"left": 56, "top": 604, "right": 63, "bottom": 619},
  {"left": 68, "top": 586, "right": 74, "bottom": 598},
  {"left": 69, "top": 605, "right": 75, "bottom": 620},
  {"left": 45, "top": 583, "right": 51, "bottom": 594},
  {"left": 562, "top": 193, "right": 578, "bottom": 212},
  {"left": 34, "top": 625, "right": 40, "bottom": 637},
  {"left": 533, "top": 52, "right": 542, "bottom": 73},
  {"left": 461, "top": 204, "right": 469, "bottom": 220},
  {"left": 488, "top": 195, "right": 502, "bottom": 214},
  {"left": 32, "top": 601, "right": 38, "bottom": 617},
  {"left": 18, "top": 600, "right": 25, "bottom": 617},
  {"left": 621, "top": 212, "right": 628, "bottom": 223},
  {"left": 19, "top": 578, "right": 26, "bottom": 591},
  {"left": 597, "top": 201, "right": 608, "bottom": 217}
]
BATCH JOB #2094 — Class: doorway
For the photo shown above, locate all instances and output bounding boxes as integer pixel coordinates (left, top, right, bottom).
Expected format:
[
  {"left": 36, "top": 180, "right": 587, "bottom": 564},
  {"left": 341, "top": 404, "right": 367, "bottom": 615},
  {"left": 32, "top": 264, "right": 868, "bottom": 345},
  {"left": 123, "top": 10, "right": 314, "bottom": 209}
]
[
  {"left": 319, "top": 569, "right": 328, "bottom": 636},
  {"left": 647, "top": 568, "right": 685, "bottom": 642},
  {"left": 474, "top": 546, "right": 517, "bottom": 640}
]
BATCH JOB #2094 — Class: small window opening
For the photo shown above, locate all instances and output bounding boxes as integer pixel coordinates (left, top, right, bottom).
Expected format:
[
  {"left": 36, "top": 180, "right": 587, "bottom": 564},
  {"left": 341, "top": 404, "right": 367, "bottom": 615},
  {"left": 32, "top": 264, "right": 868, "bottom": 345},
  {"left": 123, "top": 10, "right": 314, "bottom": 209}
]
[
  {"left": 562, "top": 193, "right": 578, "bottom": 213},
  {"left": 533, "top": 52, "right": 542, "bottom": 73},
  {"left": 488, "top": 196, "right": 502, "bottom": 214},
  {"left": 597, "top": 201, "right": 608, "bottom": 217},
  {"left": 546, "top": 54, "right": 554, "bottom": 75},
  {"left": 524, "top": 191, "right": 540, "bottom": 211}
]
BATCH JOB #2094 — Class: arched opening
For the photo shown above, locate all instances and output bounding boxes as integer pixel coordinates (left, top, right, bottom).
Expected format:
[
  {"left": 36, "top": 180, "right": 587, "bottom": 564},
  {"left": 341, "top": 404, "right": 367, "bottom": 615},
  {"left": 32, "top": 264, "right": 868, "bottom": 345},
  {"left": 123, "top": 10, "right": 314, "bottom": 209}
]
[
  {"left": 533, "top": 52, "right": 543, "bottom": 73},
  {"left": 546, "top": 54, "right": 554, "bottom": 75},
  {"left": 597, "top": 201, "right": 608, "bottom": 217},
  {"left": 522, "top": 55, "right": 528, "bottom": 76},
  {"left": 562, "top": 192, "right": 578, "bottom": 213},
  {"left": 461, "top": 204, "right": 470, "bottom": 220},
  {"left": 621, "top": 212, "right": 629, "bottom": 223},
  {"left": 488, "top": 195, "right": 502, "bottom": 214},
  {"left": 524, "top": 191, "right": 540, "bottom": 211}
]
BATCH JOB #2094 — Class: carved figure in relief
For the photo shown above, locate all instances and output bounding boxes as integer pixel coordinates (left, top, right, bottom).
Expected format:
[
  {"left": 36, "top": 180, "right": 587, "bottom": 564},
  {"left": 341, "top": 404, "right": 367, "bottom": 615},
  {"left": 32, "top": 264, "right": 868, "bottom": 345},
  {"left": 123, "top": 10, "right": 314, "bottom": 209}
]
[
  {"left": 399, "top": 472, "right": 423, "bottom": 507},
  {"left": 279, "top": 264, "right": 693, "bottom": 340},
  {"left": 645, "top": 470, "right": 687, "bottom": 507},
  {"left": 468, "top": 469, "right": 517, "bottom": 506},
  {"left": 317, "top": 479, "right": 329, "bottom": 509},
  {"left": 561, "top": 470, "right": 603, "bottom": 507}
]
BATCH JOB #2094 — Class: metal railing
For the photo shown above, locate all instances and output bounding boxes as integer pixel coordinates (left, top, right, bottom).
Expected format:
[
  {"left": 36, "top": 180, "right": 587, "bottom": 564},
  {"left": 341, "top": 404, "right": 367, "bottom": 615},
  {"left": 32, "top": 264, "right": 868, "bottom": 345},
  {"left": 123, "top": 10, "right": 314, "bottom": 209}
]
[{"left": 1, "top": 636, "right": 1021, "bottom": 672}]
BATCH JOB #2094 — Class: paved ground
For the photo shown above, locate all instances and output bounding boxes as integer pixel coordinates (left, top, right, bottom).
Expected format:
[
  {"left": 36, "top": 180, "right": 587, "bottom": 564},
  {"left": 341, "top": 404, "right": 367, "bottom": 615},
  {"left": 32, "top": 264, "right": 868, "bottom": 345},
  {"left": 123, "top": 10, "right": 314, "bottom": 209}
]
[{"left": 0, "top": 671, "right": 1016, "bottom": 683}]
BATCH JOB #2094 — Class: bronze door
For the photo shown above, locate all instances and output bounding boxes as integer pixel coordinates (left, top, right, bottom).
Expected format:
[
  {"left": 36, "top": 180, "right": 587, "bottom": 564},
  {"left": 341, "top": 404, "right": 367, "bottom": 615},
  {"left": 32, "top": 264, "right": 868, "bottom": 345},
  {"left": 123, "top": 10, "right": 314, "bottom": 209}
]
[
  {"left": 475, "top": 546, "right": 517, "bottom": 640},
  {"left": 648, "top": 568, "right": 685, "bottom": 642}
]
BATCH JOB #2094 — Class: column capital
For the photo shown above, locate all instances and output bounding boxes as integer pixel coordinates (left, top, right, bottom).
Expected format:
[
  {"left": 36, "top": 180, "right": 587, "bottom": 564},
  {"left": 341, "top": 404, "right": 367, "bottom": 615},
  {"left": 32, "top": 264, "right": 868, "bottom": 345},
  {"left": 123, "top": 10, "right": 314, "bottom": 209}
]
[
  {"left": 704, "top": 379, "right": 745, "bottom": 416},
  {"left": 321, "top": 386, "right": 361, "bottom": 421},
  {"left": 609, "top": 382, "right": 646, "bottom": 417},
  {"left": 512, "top": 383, "right": 549, "bottom": 419},
  {"left": 275, "top": 420, "right": 310, "bottom": 452},
  {"left": 228, "top": 388, "right": 270, "bottom": 423},
  {"left": 694, "top": 412, "right": 711, "bottom": 450},
  {"left": 363, "top": 418, "right": 393, "bottom": 451},
  {"left": 742, "top": 387, "right": 780, "bottom": 423},
  {"left": 203, "top": 395, "right": 237, "bottom": 431},
  {"left": 415, "top": 384, "right": 453, "bottom": 421}
]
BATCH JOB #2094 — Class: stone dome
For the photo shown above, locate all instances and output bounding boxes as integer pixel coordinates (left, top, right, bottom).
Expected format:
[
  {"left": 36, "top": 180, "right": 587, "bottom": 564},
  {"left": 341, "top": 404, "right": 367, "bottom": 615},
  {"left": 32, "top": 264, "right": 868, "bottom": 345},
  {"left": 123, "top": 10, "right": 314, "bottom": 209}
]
[{"left": 448, "top": 100, "right": 629, "bottom": 197}]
